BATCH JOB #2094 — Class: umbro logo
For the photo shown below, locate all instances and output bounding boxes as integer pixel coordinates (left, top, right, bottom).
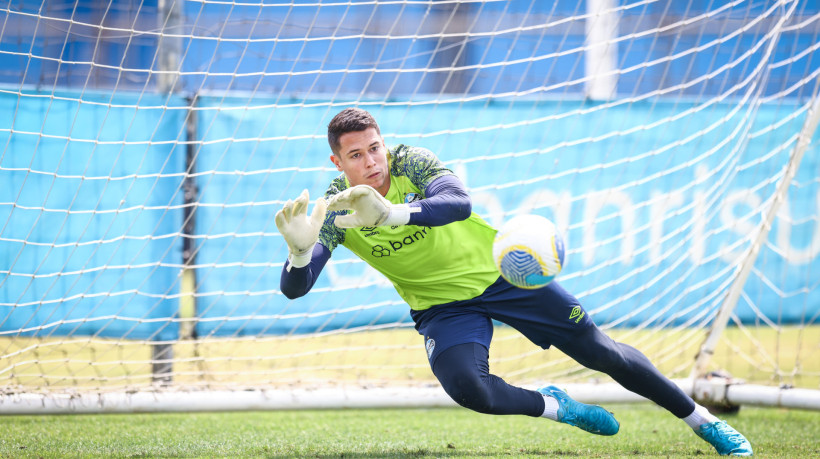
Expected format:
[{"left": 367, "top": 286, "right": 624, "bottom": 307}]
[
  {"left": 360, "top": 226, "right": 379, "bottom": 237},
  {"left": 569, "top": 306, "right": 585, "bottom": 323}
]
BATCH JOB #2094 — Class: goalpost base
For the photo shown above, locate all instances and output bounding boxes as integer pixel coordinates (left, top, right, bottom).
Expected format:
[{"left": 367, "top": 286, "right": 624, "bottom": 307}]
[
  {"left": 3, "top": 378, "right": 818, "bottom": 415},
  {"left": 693, "top": 376, "right": 820, "bottom": 412}
]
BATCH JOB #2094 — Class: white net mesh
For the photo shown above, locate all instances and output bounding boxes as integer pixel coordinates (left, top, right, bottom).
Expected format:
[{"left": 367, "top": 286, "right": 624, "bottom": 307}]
[{"left": 1, "top": 1, "right": 818, "bottom": 406}]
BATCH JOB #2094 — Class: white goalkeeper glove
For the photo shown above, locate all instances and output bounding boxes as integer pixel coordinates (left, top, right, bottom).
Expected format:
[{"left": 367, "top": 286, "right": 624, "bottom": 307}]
[
  {"left": 275, "top": 189, "right": 327, "bottom": 271},
  {"left": 326, "top": 185, "right": 420, "bottom": 228}
]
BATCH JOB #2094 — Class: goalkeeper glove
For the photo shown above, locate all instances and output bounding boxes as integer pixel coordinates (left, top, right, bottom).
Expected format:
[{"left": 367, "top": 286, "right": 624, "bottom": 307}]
[
  {"left": 275, "top": 189, "right": 327, "bottom": 271},
  {"left": 326, "top": 185, "right": 419, "bottom": 228}
]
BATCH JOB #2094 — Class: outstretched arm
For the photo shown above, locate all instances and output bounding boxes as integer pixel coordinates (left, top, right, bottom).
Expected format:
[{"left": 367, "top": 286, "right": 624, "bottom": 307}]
[
  {"left": 275, "top": 189, "right": 328, "bottom": 299},
  {"left": 280, "top": 242, "right": 331, "bottom": 299},
  {"left": 326, "top": 174, "right": 472, "bottom": 228},
  {"left": 409, "top": 174, "right": 471, "bottom": 227}
]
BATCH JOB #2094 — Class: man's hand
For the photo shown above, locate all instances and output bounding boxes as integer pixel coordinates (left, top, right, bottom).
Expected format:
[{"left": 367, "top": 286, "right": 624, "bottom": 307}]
[
  {"left": 326, "top": 185, "right": 418, "bottom": 228},
  {"left": 275, "top": 189, "right": 327, "bottom": 271}
]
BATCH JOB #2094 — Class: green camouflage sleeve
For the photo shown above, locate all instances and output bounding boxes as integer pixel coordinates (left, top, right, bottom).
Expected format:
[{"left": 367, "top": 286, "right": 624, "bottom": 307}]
[
  {"left": 389, "top": 145, "right": 454, "bottom": 197},
  {"left": 318, "top": 175, "right": 348, "bottom": 252}
]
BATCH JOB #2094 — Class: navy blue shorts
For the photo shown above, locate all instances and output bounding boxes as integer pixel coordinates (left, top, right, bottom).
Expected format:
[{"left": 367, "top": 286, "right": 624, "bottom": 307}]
[{"left": 410, "top": 276, "right": 594, "bottom": 367}]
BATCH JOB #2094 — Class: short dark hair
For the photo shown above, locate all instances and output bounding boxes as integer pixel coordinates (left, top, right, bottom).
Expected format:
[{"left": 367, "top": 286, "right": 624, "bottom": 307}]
[{"left": 327, "top": 108, "right": 381, "bottom": 155}]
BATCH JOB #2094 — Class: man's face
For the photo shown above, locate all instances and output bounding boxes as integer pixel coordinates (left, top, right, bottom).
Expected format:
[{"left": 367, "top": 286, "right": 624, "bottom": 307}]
[{"left": 330, "top": 127, "right": 390, "bottom": 196}]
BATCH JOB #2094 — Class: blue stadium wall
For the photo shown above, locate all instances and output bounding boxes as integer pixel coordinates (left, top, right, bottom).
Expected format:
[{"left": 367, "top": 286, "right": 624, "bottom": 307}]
[
  {"left": 0, "top": 91, "right": 187, "bottom": 340},
  {"left": 1, "top": 93, "right": 818, "bottom": 339}
]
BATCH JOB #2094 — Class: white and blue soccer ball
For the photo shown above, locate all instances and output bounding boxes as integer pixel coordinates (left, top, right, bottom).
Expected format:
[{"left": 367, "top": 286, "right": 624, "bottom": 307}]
[{"left": 492, "top": 214, "right": 566, "bottom": 289}]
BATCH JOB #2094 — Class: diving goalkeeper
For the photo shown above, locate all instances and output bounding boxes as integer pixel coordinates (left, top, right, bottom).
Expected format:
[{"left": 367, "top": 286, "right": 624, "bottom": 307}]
[{"left": 275, "top": 107, "right": 753, "bottom": 456}]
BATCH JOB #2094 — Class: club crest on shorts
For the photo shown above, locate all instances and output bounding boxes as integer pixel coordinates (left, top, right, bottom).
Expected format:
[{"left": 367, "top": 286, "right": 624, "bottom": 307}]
[{"left": 425, "top": 338, "right": 436, "bottom": 358}]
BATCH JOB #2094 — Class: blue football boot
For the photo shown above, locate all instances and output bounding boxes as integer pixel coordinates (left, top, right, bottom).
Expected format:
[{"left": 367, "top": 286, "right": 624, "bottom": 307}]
[
  {"left": 695, "top": 420, "right": 753, "bottom": 456},
  {"left": 537, "top": 385, "right": 620, "bottom": 436}
]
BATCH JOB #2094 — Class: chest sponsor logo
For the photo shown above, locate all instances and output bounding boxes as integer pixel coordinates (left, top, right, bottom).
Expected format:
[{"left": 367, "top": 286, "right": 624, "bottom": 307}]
[{"left": 369, "top": 226, "right": 432, "bottom": 257}]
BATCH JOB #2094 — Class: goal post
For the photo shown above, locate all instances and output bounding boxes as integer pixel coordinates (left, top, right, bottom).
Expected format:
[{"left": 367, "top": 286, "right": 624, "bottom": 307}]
[
  {"left": 1, "top": 1, "right": 820, "bottom": 414},
  {"left": 692, "top": 82, "right": 820, "bottom": 380}
]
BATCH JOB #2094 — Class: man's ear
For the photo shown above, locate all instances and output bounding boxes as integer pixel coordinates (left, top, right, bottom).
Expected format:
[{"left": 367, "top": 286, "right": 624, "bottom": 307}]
[{"left": 330, "top": 154, "right": 342, "bottom": 171}]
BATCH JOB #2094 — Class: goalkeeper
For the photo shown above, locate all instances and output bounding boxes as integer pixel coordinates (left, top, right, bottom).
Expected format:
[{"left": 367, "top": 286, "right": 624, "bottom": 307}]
[{"left": 275, "top": 108, "right": 753, "bottom": 456}]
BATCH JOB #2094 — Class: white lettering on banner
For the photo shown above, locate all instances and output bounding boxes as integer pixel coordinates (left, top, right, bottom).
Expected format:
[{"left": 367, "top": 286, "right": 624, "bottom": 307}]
[
  {"left": 472, "top": 191, "right": 505, "bottom": 228},
  {"left": 474, "top": 188, "right": 819, "bottom": 269},
  {"left": 514, "top": 189, "right": 572, "bottom": 246},
  {"left": 323, "top": 184, "right": 819, "bottom": 289},
  {"left": 719, "top": 189, "right": 763, "bottom": 265},
  {"left": 718, "top": 190, "right": 820, "bottom": 265},
  {"left": 691, "top": 189, "right": 708, "bottom": 266},
  {"left": 649, "top": 190, "right": 685, "bottom": 265},
  {"left": 776, "top": 191, "right": 820, "bottom": 263},
  {"left": 583, "top": 190, "right": 635, "bottom": 266}
]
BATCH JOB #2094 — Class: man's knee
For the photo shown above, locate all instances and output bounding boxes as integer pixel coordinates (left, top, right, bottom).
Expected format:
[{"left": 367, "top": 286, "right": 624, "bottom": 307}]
[
  {"left": 432, "top": 343, "right": 494, "bottom": 413},
  {"left": 562, "top": 327, "right": 631, "bottom": 372},
  {"left": 440, "top": 371, "right": 494, "bottom": 413},
  {"left": 591, "top": 343, "right": 631, "bottom": 372}
]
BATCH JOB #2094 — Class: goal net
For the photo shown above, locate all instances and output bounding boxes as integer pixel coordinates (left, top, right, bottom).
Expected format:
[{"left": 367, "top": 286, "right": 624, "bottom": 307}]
[{"left": 2, "top": 0, "right": 819, "bottom": 413}]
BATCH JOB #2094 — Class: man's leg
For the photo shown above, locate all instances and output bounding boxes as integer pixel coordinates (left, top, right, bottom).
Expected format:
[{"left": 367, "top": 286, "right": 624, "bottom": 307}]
[
  {"left": 555, "top": 325, "right": 752, "bottom": 456},
  {"left": 412, "top": 298, "right": 544, "bottom": 417},
  {"left": 554, "top": 324, "right": 694, "bottom": 417},
  {"left": 476, "top": 278, "right": 752, "bottom": 455},
  {"left": 432, "top": 342, "right": 543, "bottom": 416},
  {"left": 413, "top": 284, "right": 616, "bottom": 435},
  {"left": 431, "top": 341, "right": 619, "bottom": 435}
]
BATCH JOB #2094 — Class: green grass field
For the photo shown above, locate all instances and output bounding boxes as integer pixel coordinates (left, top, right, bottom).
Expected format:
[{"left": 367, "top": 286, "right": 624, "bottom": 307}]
[{"left": 1, "top": 404, "right": 818, "bottom": 458}]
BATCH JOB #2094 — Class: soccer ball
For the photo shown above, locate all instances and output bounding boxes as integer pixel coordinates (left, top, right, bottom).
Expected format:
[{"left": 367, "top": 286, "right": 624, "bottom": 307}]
[{"left": 492, "top": 214, "right": 566, "bottom": 289}]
